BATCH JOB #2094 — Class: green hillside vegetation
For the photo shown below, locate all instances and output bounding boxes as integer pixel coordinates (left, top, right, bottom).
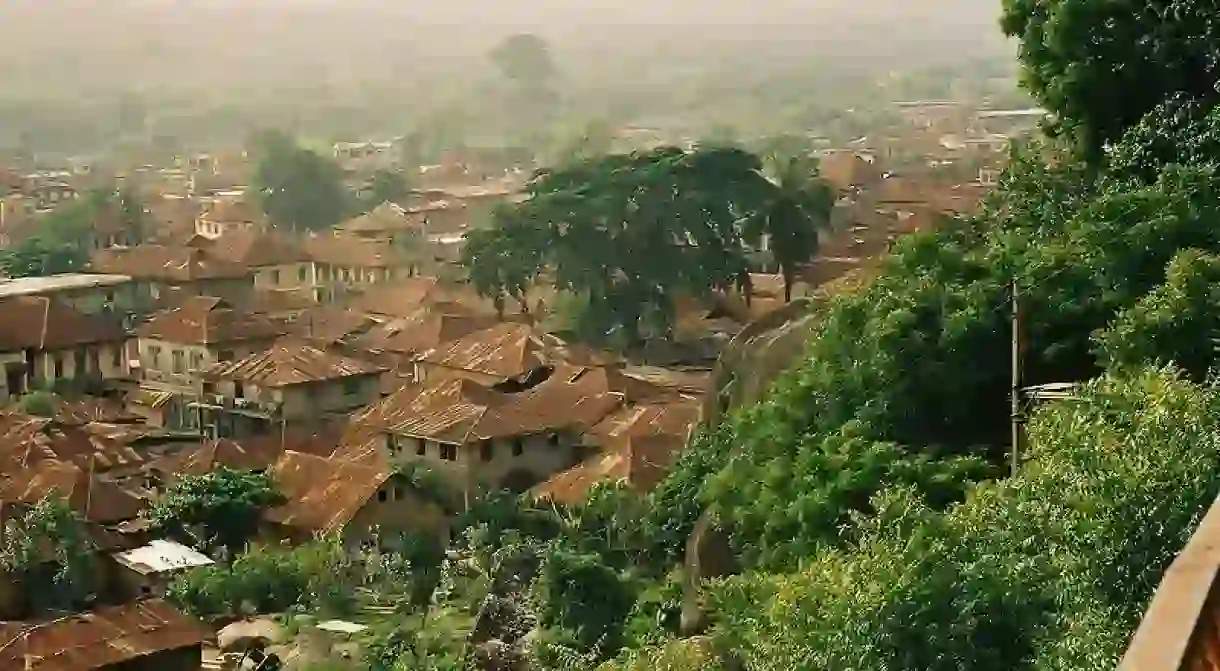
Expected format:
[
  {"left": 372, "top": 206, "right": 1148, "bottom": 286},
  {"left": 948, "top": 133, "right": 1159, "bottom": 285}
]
[{"left": 131, "top": 2, "right": 1220, "bottom": 668}]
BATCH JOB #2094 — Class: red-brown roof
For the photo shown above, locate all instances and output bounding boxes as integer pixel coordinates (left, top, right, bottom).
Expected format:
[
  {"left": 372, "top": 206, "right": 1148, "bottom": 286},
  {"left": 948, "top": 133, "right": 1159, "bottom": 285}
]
[
  {"left": 0, "top": 412, "right": 148, "bottom": 473},
  {"left": 0, "top": 599, "right": 208, "bottom": 671},
  {"left": 354, "top": 310, "right": 500, "bottom": 358},
  {"left": 337, "top": 202, "right": 421, "bottom": 234},
  {"left": 588, "top": 401, "right": 700, "bottom": 445},
  {"left": 531, "top": 433, "right": 688, "bottom": 505},
  {"left": 0, "top": 297, "right": 125, "bottom": 352},
  {"left": 202, "top": 340, "right": 385, "bottom": 387},
  {"left": 207, "top": 229, "right": 309, "bottom": 267},
  {"left": 200, "top": 199, "right": 265, "bottom": 226},
  {"left": 348, "top": 278, "right": 440, "bottom": 318},
  {"left": 90, "top": 244, "right": 250, "bottom": 281},
  {"left": 420, "top": 322, "right": 546, "bottom": 380},
  {"left": 265, "top": 451, "right": 391, "bottom": 536},
  {"left": 135, "top": 296, "right": 289, "bottom": 345},
  {"left": 304, "top": 234, "right": 409, "bottom": 268},
  {"left": 0, "top": 460, "right": 146, "bottom": 524},
  {"left": 336, "top": 364, "right": 624, "bottom": 459}
]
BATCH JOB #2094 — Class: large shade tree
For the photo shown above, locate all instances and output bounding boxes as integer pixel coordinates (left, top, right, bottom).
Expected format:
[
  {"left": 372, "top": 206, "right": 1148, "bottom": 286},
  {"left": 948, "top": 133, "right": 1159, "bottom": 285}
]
[
  {"left": 465, "top": 146, "right": 830, "bottom": 343},
  {"left": 1001, "top": 0, "right": 1220, "bottom": 160},
  {"left": 251, "top": 130, "right": 350, "bottom": 231}
]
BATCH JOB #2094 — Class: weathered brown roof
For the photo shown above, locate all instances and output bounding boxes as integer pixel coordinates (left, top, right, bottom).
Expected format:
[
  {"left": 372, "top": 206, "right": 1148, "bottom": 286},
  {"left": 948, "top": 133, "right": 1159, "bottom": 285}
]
[
  {"left": 152, "top": 438, "right": 280, "bottom": 481},
  {"left": 202, "top": 340, "right": 386, "bottom": 387},
  {"left": 348, "top": 278, "right": 439, "bottom": 318},
  {"left": 245, "top": 289, "right": 317, "bottom": 316},
  {"left": 135, "top": 296, "right": 289, "bottom": 345},
  {"left": 0, "top": 599, "right": 208, "bottom": 671},
  {"left": 200, "top": 199, "right": 265, "bottom": 226},
  {"left": 304, "top": 234, "right": 409, "bottom": 268},
  {"left": 0, "top": 412, "right": 148, "bottom": 473},
  {"left": 531, "top": 433, "right": 687, "bottom": 505},
  {"left": 355, "top": 310, "right": 500, "bottom": 358},
  {"left": 337, "top": 364, "right": 624, "bottom": 458},
  {"left": 420, "top": 322, "right": 546, "bottom": 379},
  {"left": 0, "top": 296, "right": 125, "bottom": 352},
  {"left": 291, "top": 307, "right": 377, "bottom": 343},
  {"left": 207, "top": 229, "right": 309, "bottom": 267},
  {"left": 265, "top": 451, "right": 391, "bottom": 536},
  {"left": 91, "top": 244, "right": 250, "bottom": 281},
  {"left": 5, "top": 395, "right": 141, "bottom": 426},
  {"left": 588, "top": 400, "right": 700, "bottom": 445},
  {"left": 0, "top": 460, "right": 146, "bottom": 524},
  {"left": 337, "top": 201, "right": 421, "bottom": 234}
]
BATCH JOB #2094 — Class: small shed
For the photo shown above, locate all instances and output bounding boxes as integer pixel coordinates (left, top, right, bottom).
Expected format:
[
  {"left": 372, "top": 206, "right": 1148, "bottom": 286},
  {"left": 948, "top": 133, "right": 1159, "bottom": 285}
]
[{"left": 111, "top": 539, "right": 214, "bottom": 598}]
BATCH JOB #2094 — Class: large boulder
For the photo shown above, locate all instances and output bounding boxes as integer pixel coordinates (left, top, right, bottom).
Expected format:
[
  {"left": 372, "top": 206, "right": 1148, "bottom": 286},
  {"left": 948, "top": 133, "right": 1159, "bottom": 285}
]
[
  {"left": 702, "top": 266, "right": 877, "bottom": 425},
  {"left": 680, "top": 511, "right": 741, "bottom": 636}
]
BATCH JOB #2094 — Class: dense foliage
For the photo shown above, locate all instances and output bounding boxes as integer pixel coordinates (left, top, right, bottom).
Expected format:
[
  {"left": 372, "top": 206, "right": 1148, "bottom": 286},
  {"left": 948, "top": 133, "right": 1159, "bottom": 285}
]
[
  {"left": 710, "top": 369, "right": 1220, "bottom": 669},
  {"left": 1000, "top": 0, "right": 1220, "bottom": 159},
  {"left": 148, "top": 468, "right": 283, "bottom": 557},
  {"left": 464, "top": 146, "right": 832, "bottom": 342},
  {"left": 0, "top": 498, "right": 99, "bottom": 613},
  {"left": 0, "top": 187, "right": 140, "bottom": 278},
  {"left": 251, "top": 130, "right": 351, "bottom": 231},
  {"left": 167, "top": 540, "right": 356, "bottom": 618}
]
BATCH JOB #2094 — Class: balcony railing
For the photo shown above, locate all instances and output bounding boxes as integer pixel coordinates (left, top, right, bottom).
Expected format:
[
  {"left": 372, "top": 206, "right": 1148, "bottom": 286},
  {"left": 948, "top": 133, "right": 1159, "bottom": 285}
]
[{"left": 1120, "top": 496, "right": 1220, "bottom": 670}]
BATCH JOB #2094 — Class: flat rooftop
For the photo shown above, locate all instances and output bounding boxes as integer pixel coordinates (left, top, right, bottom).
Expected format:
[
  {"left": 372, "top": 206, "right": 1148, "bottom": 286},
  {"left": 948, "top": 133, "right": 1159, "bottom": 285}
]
[{"left": 0, "top": 273, "right": 133, "bottom": 298}]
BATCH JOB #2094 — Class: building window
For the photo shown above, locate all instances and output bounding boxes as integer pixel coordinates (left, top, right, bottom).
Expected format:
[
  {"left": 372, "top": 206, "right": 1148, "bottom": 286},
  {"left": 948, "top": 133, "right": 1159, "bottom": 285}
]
[
  {"left": 218, "top": 349, "right": 234, "bottom": 361},
  {"left": 342, "top": 377, "right": 361, "bottom": 396},
  {"left": 441, "top": 444, "right": 457, "bottom": 461},
  {"left": 393, "top": 484, "right": 403, "bottom": 500},
  {"left": 172, "top": 350, "right": 185, "bottom": 374},
  {"left": 52, "top": 354, "right": 63, "bottom": 379},
  {"left": 512, "top": 438, "right": 524, "bottom": 457},
  {"left": 234, "top": 382, "right": 245, "bottom": 399},
  {"left": 378, "top": 490, "right": 388, "bottom": 502},
  {"left": 298, "top": 266, "right": 308, "bottom": 283},
  {"left": 480, "top": 441, "right": 493, "bottom": 462},
  {"left": 416, "top": 439, "right": 426, "bottom": 456},
  {"left": 148, "top": 345, "right": 161, "bottom": 367},
  {"left": 113, "top": 347, "right": 123, "bottom": 369},
  {"left": 388, "top": 435, "right": 402, "bottom": 455},
  {"left": 191, "top": 352, "right": 204, "bottom": 370},
  {"left": 549, "top": 433, "right": 561, "bottom": 447}
]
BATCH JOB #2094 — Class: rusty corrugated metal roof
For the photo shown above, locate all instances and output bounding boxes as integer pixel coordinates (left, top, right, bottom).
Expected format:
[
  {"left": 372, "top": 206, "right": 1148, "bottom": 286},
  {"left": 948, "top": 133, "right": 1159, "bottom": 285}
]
[
  {"left": 265, "top": 451, "right": 390, "bottom": 536},
  {"left": 135, "top": 296, "right": 289, "bottom": 345},
  {"left": 0, "top": 599, "right": 207, "bottom": 671},
  {"left": 202, "top": 340, "right": 385, "bottom": 387}
]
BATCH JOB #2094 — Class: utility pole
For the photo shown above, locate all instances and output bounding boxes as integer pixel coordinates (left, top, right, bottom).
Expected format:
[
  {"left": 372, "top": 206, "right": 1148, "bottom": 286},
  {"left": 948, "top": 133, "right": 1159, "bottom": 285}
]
[{"left": 1010, "top": 279, "right": 1023, "bottom": 478}]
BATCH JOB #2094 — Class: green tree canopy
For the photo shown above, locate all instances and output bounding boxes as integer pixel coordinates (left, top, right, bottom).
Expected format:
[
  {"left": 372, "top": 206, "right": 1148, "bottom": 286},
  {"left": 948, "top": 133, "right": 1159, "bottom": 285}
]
[
  {"left": 148, "top": 468, "right": 283, "bottom": 556},
  {"left": 0, "top": 198, "right": 95, "bottom": 278},
  {"left": 490, "top": 34, "right": 558, "bottom": 90},
  {"left": 465, "top": 146, "right": 830, "bottom": 343},
  {"left": 1001, "top": 0, "right": 1220, "bottom": 158},
  {"left": 251, "top": 131, "right": 351, "bottom": 231}
]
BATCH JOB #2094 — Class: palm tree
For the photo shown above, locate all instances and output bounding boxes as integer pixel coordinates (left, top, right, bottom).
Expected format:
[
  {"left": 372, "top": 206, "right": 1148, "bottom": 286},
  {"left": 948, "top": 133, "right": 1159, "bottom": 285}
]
[{"left": 755, "top": 154, "right": 836, "bottom": 302}]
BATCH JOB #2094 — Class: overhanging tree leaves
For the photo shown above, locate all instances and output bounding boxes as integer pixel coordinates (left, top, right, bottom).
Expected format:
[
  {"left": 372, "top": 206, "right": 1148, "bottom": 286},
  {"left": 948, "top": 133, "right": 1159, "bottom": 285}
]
[{"left": 1001, "top": 0, "right": 1220, "bottom": 159}]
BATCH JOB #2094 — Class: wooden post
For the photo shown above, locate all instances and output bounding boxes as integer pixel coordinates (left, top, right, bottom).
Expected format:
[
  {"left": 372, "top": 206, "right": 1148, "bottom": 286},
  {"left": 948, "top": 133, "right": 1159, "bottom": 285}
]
[{"left": 1010, "top": 280, "right": 1023, "bottom": 478}]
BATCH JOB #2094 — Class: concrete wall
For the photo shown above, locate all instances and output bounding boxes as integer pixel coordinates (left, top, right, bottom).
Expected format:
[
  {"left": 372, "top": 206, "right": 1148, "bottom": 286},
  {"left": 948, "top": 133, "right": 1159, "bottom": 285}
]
[
  {"left": 382, "top": 430, "right": 582, "bottom": 493},
  {"left": 32, "top": 342, "right": 127, "bottom": 388},
  {"left": 343, "top": 476, "right": 448, "bottom": 549}
]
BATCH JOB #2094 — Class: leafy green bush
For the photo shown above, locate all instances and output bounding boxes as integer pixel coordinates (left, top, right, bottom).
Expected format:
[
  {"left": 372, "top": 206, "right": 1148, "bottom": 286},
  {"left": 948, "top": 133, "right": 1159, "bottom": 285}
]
[
  {"left": 708, "top": 369, "right": 1220, "bottom": 670},
  {"left": 1096, "top": 249, "right": 1220, "bottom": 380},
  {"left": 530, "top": 547, "right": 636, "bottom": 658},
  {"left": 166, "top": 540, "right": 354, "bottom": 618}
]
